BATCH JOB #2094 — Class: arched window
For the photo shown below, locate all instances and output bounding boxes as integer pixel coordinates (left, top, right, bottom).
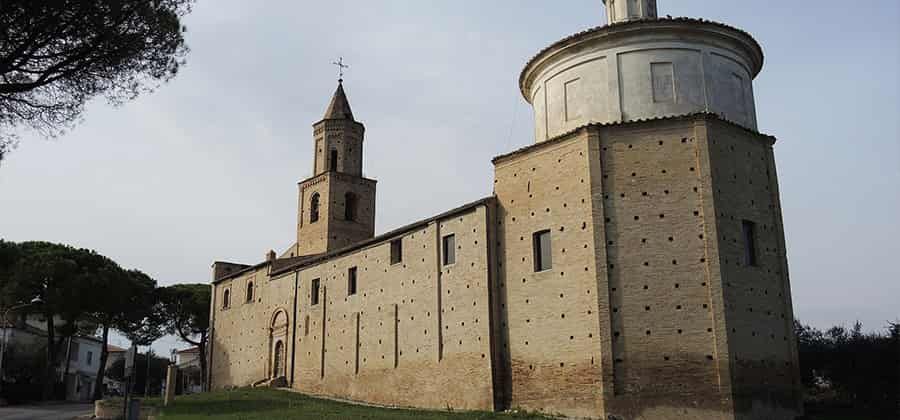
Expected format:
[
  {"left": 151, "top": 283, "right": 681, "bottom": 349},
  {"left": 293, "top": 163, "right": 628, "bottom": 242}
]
[
  {"left": 329, "top": 149, "right": 338, "bottom": 172},
  {"left": 246, "top": 282, "right": 254, "bottom": 303},
  {"left": 223, "top": 289, "right": 230, "bottom": 309},
  {"left": 344, "top": 192, "right": 358, "bottom": 221},
  {"left": 310, "top": 193, "right": 320, "bottom": 223}
]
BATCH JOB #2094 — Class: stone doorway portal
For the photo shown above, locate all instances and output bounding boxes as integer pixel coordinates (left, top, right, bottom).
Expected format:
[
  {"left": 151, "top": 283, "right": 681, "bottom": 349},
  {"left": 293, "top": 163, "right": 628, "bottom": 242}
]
[{"left": 269, "top": 309, "right": 289, "bottom": 380}]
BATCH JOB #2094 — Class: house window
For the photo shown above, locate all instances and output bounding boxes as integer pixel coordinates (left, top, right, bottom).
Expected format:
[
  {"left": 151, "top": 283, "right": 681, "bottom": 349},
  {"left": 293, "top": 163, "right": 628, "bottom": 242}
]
[
  {"left": 310, "top": 193, "right": 320, "bottom": 223},
  {"left": 223, "top": 289, "right": 230, "bottom": 309},
  {"left": 345, "top": 192, "right": 358, "bottom": 222},
  {"left": 246, "top": 282, "right": 254, "bottom": 303},
  {"left": 442, "top": 234, "right": 456, "bottom": 266},
  {"left": 390, "top": 239, "right": 403, "bottom": 265},
  {"left": 348, "top": 267, "right": 358, "bottom": 296},
  {"left": 329, "top": 149, "right": 338, "bottom": 172},
  {"left": 533, "top": 230, "right": 552, "bottom": 272},
  {"left": 311, "top": 279, "right": 320, "bottom": 306},
  {"left": 87, "top": 351, "right": 93, "bottom": 366},
  {"left": 742, "top": 220, "right": 758, "bottom": 266}
]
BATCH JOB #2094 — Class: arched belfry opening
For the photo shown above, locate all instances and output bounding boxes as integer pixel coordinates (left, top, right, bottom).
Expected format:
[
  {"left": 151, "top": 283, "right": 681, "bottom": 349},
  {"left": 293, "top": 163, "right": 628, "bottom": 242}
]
[
  {"left": 310, "top": 193, "right": 320, "bottom": 223},
  {"left": 269, "top": 309, "right": 289, "bottom": 379},
  {"left": 329, "top": 149, "right": 339, "bottom": 172},
  {"left": 344, "top": 192, "right": 358, "bottom": 221}
]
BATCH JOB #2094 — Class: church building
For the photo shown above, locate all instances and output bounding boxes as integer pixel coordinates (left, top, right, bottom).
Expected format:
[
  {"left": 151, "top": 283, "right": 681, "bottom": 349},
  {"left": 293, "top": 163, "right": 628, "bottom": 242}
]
[{"left": 208, "top": 2, "right": 802, "bottom": 419}]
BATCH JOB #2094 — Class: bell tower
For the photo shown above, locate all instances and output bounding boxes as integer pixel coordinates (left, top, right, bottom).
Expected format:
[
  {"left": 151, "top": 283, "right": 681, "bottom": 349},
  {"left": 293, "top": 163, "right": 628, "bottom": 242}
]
[{"left": 296, "top": 80, "right": 377, "bottom": 256}]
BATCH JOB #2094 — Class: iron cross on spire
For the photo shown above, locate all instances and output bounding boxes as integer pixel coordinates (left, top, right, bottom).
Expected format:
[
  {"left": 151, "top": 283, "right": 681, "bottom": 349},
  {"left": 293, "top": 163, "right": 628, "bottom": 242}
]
[{"left": 332, "top": 57, "right": 349, "bottom": 83}]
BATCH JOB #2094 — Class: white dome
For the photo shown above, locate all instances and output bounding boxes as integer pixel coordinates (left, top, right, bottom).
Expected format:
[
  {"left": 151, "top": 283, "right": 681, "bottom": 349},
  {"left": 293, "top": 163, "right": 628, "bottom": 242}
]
[{"left": 520, "top": 18, "right": 764, "bottom": 142}]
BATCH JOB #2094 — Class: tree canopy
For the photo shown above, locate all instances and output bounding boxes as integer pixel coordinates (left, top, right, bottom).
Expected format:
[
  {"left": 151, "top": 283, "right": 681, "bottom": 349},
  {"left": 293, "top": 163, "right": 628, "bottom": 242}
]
[
  {"left": 159, "top": 283, "right": 210, "bottom": 388},
  {"left": 117, "top": 270, "right": 166, "bottom": 346},
  {"left": 159, "top": 284, "right": 210, "bottom": 342},
  {"left": 0, "top": 240, "right": 165, "bottom": 400},
  {"left": 0, "top": 0, "right": 193, "bottom": 163},
  {"left": 796, "top": 320, "right": 899, "bottom": 415},
  {"left": 0, "top": 241, "right": 116, "bottom": 399}
]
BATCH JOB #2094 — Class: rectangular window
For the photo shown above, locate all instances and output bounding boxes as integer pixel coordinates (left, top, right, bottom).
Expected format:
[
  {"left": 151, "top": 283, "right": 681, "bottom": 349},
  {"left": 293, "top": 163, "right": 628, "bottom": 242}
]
[
  {"left": 390, "top": 239, "right": 403, "bottom": 265},
  {"left": 651, "top": 62, "right": 675, "bottom": 103},
  {"left": 304, "top": 315, "right": 310, "bottom": 336},
  {"left": 348, "top": 267, "right": 358, "bottom": 296},
  {"left": 564, "top": 78, "right": 581, "bottom": 121},
  {"left": 628, "top": 0, "right": 641, "bottom": 17},
  {"left": 311, "top": 278, "right": 320, "bottom": 306},
  {"left": 86, "top": 351, "right": 93, "bottom": 366},
  {"left": 731, "top": 72, "right": 746, "bottom": 114},
  {"left": 742, "top": 220, "right": 758, "bottom": 267},
  {"left": 442, "top": 234, "right": 456, "bottom": 266},
  {"left": 533, "top": 230, "right": 552, "bottom": 272}
]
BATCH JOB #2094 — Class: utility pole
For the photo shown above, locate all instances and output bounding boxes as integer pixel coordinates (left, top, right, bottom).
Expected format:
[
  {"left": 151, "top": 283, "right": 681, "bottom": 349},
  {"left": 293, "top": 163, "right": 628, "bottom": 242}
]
[{"left": 123, "top": 345, "right": 136, "bottom": 420}]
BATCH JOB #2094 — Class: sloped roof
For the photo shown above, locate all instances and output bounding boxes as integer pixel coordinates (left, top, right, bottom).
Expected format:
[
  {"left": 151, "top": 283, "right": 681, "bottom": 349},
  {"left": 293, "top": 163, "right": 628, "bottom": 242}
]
[
  {"left": 107, "top": 344, "right": 127, "bottom": 353},
  {"left": 492, "top": 112, "right": 776, "bottom": 165},
  {"left": 322, "top": 82, "right": 355, "bottom": 120},
  {"left": 213, "top": 197, "right": 496, "bottom": 284}
]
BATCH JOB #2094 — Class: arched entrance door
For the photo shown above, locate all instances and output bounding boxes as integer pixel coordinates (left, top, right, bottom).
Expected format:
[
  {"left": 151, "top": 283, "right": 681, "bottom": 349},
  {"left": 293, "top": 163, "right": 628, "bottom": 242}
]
[
  {"left": 272, "top": 340, "right": 284, "bottom": 377},
  {"left": 269, "top": 310, "right": 289, "bottom": 379}
]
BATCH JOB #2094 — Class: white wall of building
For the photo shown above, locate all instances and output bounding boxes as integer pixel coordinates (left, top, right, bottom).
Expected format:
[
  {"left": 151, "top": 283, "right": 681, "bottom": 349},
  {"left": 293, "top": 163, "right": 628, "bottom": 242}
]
[{"left": 522, "top": 21, "right": 762, "bottom": 142}]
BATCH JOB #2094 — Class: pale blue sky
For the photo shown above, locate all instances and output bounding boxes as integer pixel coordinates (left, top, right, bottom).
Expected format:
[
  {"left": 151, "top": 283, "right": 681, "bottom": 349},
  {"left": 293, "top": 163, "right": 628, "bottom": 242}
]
[{"left": 1, "top": 0, "right": 898, "bottom": 353}]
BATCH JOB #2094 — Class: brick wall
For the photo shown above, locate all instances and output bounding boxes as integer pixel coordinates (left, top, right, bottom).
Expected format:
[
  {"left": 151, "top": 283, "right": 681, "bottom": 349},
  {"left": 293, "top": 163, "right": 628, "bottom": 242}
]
[
  {"left": 706, "top": 120, "right": 801, "bottom": 420},
  {"left": 211, "top": 203, "right": 497, "bottom": 411},
  {"left": 493, "top": 130, "right": 606, "bottom": 418},
  {"left": 210, "top": 114, "right": 800, "bottom": 420},
  {"left": 210, "top": 267, "right": 296, "bottom": 389},
  {"left": 595, "top": 119, "right": 733, "bottom": 419}
]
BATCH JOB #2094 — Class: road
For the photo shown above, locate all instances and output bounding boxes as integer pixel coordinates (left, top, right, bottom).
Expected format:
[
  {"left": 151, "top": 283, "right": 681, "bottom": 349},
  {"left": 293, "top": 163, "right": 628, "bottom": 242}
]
[{"left": 0, "top": 403, "right": 92, "bottom": 420}]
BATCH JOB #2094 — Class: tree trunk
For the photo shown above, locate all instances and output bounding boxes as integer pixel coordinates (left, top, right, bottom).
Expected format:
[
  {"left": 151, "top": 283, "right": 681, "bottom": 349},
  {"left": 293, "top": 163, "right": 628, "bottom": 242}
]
[
  {"left": 42, "top": 313, "right": 56, "bottom": 401},
  {"left": 62, "top": 337, "right": 72, "bottom": 392},
  {"left": 198, "top": 332, "right": 207, "bottom": 392},
  {"left": 144, "top": 346, "right": 152, "bottom": 397},
  {"left": 92, "top": 324, "right": 110, "bottom": 401}
]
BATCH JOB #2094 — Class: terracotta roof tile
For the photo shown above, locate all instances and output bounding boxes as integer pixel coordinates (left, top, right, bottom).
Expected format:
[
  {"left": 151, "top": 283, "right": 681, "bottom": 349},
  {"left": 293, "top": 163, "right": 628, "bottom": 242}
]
[{"left": 492, "top": 112, "right": 776, "bottom": 165}]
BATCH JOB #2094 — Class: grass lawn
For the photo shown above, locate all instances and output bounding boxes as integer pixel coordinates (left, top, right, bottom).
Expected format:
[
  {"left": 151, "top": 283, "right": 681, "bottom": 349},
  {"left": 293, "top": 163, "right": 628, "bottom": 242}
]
[
  {"left": 144, "top": 389, "right": 891, "bottom": 420},
  {"left": 803, "top": 406, "right": 894, "bottom": 420},
  {"left": 153, "top": 388, "right": 549, "bottom": 419}
]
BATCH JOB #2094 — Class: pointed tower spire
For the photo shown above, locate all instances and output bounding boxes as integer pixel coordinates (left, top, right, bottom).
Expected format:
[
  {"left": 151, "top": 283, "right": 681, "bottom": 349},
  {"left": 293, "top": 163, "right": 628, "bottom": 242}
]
[{"left": 323, "top": 81, "right": 355, "bottom": 121}]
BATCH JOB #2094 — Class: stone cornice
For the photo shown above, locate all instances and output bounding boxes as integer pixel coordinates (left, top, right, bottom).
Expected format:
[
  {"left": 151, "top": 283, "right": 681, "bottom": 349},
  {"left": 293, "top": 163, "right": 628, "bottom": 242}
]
[
  {"left": 298, "top": 171, "right": 377, "bottom": 190},
  {"left": 492, "top": 112, "right": 776, "bottom": 165}
]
